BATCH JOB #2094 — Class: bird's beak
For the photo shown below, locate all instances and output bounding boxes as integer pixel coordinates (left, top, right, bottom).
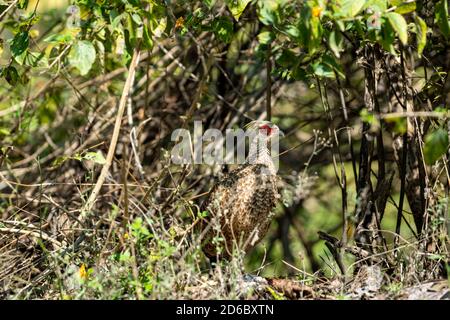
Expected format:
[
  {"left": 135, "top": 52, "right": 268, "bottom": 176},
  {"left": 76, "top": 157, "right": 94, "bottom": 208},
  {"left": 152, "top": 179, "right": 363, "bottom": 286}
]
[{"left": 277, "top": 129, "right": 285, "bottom": 137}]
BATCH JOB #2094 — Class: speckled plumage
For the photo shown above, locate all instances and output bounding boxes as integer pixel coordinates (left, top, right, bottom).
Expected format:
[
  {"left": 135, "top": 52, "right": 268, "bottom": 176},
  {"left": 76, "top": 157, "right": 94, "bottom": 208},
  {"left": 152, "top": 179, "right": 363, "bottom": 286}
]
[
  {"left": 200, "top": 163, "right": 280, "bottom": 260},
  {"left": 199, "top": 121, "right": 282, "bottom": 260}
]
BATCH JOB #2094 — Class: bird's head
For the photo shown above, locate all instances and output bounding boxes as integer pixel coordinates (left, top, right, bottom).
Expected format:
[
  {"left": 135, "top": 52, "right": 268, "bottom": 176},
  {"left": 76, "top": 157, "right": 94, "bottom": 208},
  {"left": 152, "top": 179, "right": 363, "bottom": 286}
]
[{"left": 245, "top": 120, "right": 284, "bottom": 139}]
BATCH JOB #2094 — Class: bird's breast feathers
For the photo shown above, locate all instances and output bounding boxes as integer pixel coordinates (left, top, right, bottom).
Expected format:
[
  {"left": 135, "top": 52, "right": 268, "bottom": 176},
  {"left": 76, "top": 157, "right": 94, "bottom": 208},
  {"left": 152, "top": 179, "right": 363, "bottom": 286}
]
[{"left": 205, "top": 163, "right": 279, "bottom": 218}]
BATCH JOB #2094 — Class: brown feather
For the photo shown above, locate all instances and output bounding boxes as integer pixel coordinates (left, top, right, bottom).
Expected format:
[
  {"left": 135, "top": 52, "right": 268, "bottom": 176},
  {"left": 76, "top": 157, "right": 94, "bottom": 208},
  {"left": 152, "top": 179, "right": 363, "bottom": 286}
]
[{"left": 199, "top": 163, "right": 279, "bottom": 260}]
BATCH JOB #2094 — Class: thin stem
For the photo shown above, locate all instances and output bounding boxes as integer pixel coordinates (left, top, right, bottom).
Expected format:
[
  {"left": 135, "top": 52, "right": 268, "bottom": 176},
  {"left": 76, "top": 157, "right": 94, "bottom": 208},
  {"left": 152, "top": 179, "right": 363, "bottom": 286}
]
[
  {"left": 395, "top": 49, "right": 409, "bottom": 243},
  {"left": 266, "top": 30, "right": 272, "bottom": 122}
]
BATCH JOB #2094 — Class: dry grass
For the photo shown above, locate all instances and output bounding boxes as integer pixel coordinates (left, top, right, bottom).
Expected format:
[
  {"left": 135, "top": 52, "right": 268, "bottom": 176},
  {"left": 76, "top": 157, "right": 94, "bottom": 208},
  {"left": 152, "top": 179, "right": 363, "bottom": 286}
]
[{"left": 1, "top": 1, "right": 449, "bottom": 300}]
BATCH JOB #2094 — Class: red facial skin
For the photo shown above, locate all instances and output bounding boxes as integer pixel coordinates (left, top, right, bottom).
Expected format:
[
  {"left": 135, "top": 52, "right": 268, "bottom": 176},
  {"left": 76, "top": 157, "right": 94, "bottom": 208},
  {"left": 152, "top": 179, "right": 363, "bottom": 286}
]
[{"left": 259, "top": 124, "right": 273, "bottom": 136}]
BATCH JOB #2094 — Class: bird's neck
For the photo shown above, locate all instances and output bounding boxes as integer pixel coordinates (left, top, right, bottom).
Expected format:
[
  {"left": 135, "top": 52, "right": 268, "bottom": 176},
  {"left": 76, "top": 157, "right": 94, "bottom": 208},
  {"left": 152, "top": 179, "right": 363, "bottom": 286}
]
[{"left": 247, "top": 134, "right": 276, "bottom": 175}]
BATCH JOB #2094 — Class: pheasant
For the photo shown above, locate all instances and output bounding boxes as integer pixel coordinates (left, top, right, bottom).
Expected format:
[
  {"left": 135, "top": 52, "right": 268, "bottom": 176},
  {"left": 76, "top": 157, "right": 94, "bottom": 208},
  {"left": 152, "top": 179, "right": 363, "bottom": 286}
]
[{"left": 200, "top": 120, "right": 283, "bottom": 261}]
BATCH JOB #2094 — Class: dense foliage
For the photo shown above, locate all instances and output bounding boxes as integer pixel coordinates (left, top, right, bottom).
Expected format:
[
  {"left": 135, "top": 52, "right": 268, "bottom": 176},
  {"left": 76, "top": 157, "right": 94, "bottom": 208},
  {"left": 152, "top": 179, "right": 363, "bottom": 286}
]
[{"left": 0, "top": 0, "right": 449, "bottom": 299}]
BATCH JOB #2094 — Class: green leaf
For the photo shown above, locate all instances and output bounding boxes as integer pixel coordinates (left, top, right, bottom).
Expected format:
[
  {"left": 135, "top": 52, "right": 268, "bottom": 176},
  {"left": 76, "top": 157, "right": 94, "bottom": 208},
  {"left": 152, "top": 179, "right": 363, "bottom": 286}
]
[
  {"left": 284, "top": 24, "right": 301, "bottom": 40},
  {"left": 322, "top": 54, "right": 345, "bottom": 78},
  {"left": 380, "top": 18, "right": 396, "bottom": 53},
  {"left": 83, "top": 151, "right": 106, "bottom": 165},
  {"left": 328, "top": 30, "right": 344, "bottom": 58},
  {"left": 10, "top": 31, "right": 29, "bottom": 57},
  {"left": 257, "top": 0, "right": 281, "bottom": 25},
  {"left": 340, "top": 0, "right": 366, "bottom": 18},
  {"left": 226, "top": 0, "right": 252, "bottom": 21},
  {"left": 390, "top": 0, "right": 416, "bottom": 14},
  {"left": 360, "top": 108, "right": 379, "bottom": 127},
  {"left": 414, "top": 15, "right": 427, "bottom": 57},
  {"left": 291, "top": 65, "right": 307, "bottom": 81},
  {"left": 44, "top": 33, "right": 74, "bottom": 44},
  {"left": 336, "top": 20, "right": 346, "bottom": 32},
  {"left": 424, "top": 128, "right": 449, "bottom": 165},
  {"left": 298, "top": 2, "right": 323, "bottom": 54},
  {"left": 111, "top": 12, "right": 125, "bottom": 31},
  {"left": 143, "top": 25, "right": 153, "bottom": 50},
  {"left": 312, "top": 61, "right": 335, "bottom": 78},
  {"left": 131, "top": 13, "right": 143, "bottom": 26},
  {"left": 52, "top": 156, "right": 70, "bottom": 167},
  {"left": 0, "top": 127, "right": 11, "bottom": 136},
  {"left": 119, "top": 250, "right": 131, "bottom": 262},
  {"left": 257, "top": 30, "right": 275, "bottom": 45},
  {"left": 212, "top": 17, "right": 234, "bottom": 43},
  {"left": 386, "top": 12, "right": 408, "bottom": 44},
  {"left": 152, "top": 17, "right": 167, "bottom": 38},
  {"left": 276, "top": 49, "right": 296, "bottom": 68},
  {"left": 15, "top": 50, "right": 47, "bottom": 67},
  {"left": 198, "top": 210, "right": 209, "bottom": 218},
  {"left": 18, "top": 0, "right": 28, "bottom": 9},
  {"left": 68, "top": 40, "right": 96, "bottom": 76},
  {"left": 2, "top": 66, "right": 19, "bottom": 86},
  {"left": 435, "top": 0, "right": 450, "bottom": 39}
]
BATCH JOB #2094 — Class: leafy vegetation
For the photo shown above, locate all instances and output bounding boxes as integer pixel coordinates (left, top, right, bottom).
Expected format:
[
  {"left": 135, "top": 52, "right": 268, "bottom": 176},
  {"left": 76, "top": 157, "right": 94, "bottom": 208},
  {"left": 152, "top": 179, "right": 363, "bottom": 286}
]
[{"left": 0, "top": 0, "right": 449, "bottom": 299}]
